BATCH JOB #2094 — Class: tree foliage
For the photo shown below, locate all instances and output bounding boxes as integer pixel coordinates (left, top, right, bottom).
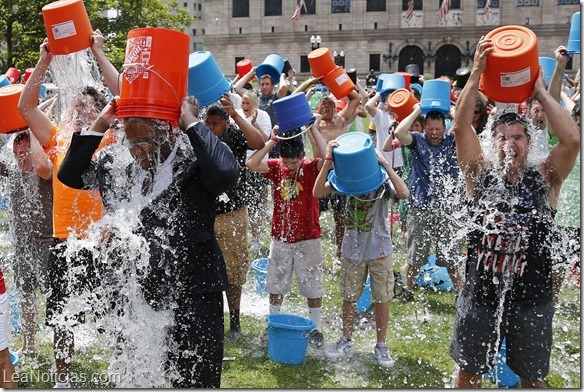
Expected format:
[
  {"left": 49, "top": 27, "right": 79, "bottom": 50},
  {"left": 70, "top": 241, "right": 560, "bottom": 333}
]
[{"left": 0, "top": 0, "right": 194, "bottom": 74}]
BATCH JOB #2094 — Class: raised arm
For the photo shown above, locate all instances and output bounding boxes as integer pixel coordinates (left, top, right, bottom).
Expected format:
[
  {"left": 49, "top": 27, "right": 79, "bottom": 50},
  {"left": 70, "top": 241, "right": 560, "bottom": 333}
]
[
  {"left": 313, "top": 140, "right": 336, "bottom": 198},
  {"left": 339, "top": 90, "right": 361, "bottom": 125},
  {"left": 276, "top": 73, "right": 290, "bottom": 98},
  {"left": 90, "top": 29, "right": 121, "bottom": 96},
  {"left": 18, "top": 38, "right": 54, "bottom": 148},
  {"left": 292, "top": 75, "right": 322, "bottom": 95},
  {"left": 376, "top": 150, "right": 410, "bottom": 200},
  {"left": 394, "top": 103, "right": 421, "bottom": 147},
  {"left": 308, "top": 114, "right": 327, "bottom": 170},
  {"left": 233, "top": 67, "right": 256, "bottom": 96},
  {"left": 246, "top": 127, "right": 278, "bottom": 174},
  {"left": 219, "top": 93, "right": 265, "bottom": 150},
  {"left": 29, "top": 131, "right": 52, "bottom": 180},
  {"left": 365, "top": 92, "right": 381, "bottom": 118}
]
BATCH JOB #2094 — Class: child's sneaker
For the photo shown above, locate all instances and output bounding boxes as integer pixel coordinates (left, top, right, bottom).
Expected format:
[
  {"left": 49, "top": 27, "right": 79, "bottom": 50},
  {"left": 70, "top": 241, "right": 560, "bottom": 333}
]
[
  {"left": 324, "top": 336, "right": 354, "bottom": 361},
  {"left": 374, "top": 343, "right": 395, "bottom": 368},
  {"left": 309, "top": 329, "right": 324, "bottom": 349}
]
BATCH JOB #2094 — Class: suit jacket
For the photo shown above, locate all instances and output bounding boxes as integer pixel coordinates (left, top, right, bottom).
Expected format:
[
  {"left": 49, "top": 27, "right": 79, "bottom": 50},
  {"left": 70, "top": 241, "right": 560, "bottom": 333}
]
[{"left": 58, "top": 122, "right": 240, "bottom": 307}]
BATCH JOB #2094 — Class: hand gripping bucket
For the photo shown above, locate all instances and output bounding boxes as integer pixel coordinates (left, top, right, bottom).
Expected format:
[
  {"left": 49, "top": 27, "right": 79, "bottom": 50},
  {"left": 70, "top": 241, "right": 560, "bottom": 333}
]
[
  {"left": 308, "top": 48, "right": 337, "bottom": 78},
  {"left": 5, "top": 68, "right": 20, "bottom": 84},
  {"left": 236, "top": 59, "right": 253, "bottom": 79},
  {"left": 188, "top": 51, "right": 231, "bottom": 107},
  {"left": 256, "top": 54, "right": 285, "bottom": 85},
  {"left": 538, "top": 57, "right": 556, "bottom": 87},
  {"left": 420, "top": 79, "right": 451, "bottom": 115},
  {"left": 273, "top": 92, "right": 315, "bottom": 134},
  {"left": 251, "top": 258, "right": 268, "bottom": 295},
  {"left": 484, "top": 338, "right": 520, "bottom": 388},
  {"left": 323, "top": 66, "right": 355, "bottom": 99},
  {"left": 356, "top": 275, "right": 372, "bottom": 313},
  {"left": 388, "top": 88, "right": 419, "bottom": 121},
  {"left": 479, "top": 25, "right": 538, "bottom": 104},
  {"left": 42, "top": 0, "right": 93, "bottom": 55},
  {"left": 328, "top": 132, "right": 388, "bottom": 196},
  {"left": 0, "top": 84, "right": 28, "bottom": 134},
  {"left": 266, "top": 314, "right": 315, "bottom": 365},
  {"left": 567, "top": 12, "right": 580, "bottom": 55},
  {"left": 117, "top": 28, "right": 189, "bottom": 122}
]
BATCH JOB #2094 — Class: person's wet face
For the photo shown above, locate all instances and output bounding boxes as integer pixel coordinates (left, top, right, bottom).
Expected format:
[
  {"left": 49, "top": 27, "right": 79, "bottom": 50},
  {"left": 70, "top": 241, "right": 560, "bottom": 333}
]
[
  {"left": 204, "top": 114, "right": 228, "bottom": 138},
  {"left": 529, "top": 100, "right": 546, "bottom": 129},
  {"left": 317, "top": 98, "right": 335, "bottom": 120},
  {"left": 424, "top": 118, "right": 445, "bottom": 146},
  {"left": 13, "top": 137, "right": 32, "bottom": 172},
  {"left": 259, "top": 76, "right": 274, "bottom": 97},
  {"left": 281, "top": 153, "right": 304, "bottom": 172},
  {"left": 241, "top": 97, "right": 253, "bottom": 115},
  {"left": 494, "top": 122, "right": 530, "bottom": 171},
  {"left": 124, "top": 120, "right": 166, "bottom": 171}
]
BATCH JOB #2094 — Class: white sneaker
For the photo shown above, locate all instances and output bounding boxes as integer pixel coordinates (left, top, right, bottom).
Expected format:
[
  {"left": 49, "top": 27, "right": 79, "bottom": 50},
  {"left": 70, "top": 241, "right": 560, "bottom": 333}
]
[
  {"left": 325, "top": 336, "right": 354, "bottom": 361},
  {"left": 374, "top": 343, "right": 395, "bottom": 368},
  {"left": 53, "top": 381, "right": 71, "bottom": 388}
]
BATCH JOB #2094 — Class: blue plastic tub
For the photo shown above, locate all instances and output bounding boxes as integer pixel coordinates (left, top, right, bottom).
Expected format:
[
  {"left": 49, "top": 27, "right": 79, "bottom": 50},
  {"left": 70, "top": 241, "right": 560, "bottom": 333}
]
[
  {"left": 356, "top": 275, "right": 372, "bottom": 313},
  {"left": 0, "top": 75, "right": 10, "bottom": 88},
  {"left": 414, "top": 254, "right": 454, "bottom": 292},
  {"left": 251, "top": 258, "right": 269, "bottom": 295},
  {"left": 266, "top": 314, "right": 315, "bottom": 365},
  {"left": 538, "top": 57, "right": 556, "bottom": 87},
  {"left": 188, "top": 51, "right": 231, "bottom": 107},
  {"left": 9, "top": 350, "right": 19, "bottom": 367},
  {"left": 567, "top": 12, "right": 580, "bottom": 55},
  {"left": 273, "top": 93, "right": 315, "bottom": 133},
  {"left": 484, "top": 338, "right": 520, "bottom": 388},
  {"left": 256, "top": 54, "right": 285, "bottom": 85},
  {"left": 420, "top": 79, "right": 450, "bottom": 115}
]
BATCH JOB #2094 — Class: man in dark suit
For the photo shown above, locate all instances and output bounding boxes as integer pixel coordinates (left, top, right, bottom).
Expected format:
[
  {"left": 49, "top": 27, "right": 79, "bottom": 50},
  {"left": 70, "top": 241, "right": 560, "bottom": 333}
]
[{"left": 57, "top": 96, "right": 239, "bottom": 388}]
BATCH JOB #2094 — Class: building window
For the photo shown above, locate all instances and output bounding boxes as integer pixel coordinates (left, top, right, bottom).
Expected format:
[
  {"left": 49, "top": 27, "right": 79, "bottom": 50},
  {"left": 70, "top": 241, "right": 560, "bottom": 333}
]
[
  {"left": 477, "top": 0, "right": 499, "bottom": 7},
  {"left": 332, "top": 0, "right": 350, "bottom": 13},
  {"left": 265, "top": 0, "right": 282, "bottom": 16},
  {"left": 402, "top": 0, "right": 423, "bottom": 10},
  {"left": 202, "top": 29, "right": 205, "bottom": 36},
  {"left": 302, "top": 0, "right": 316, "bottom": 14},
  {"left": 233, "top": 0, "right": 250, "bottom": 17},
  {"left": 192, "top": 29, "right": 197, "bottom": 36},
  {"left": 517, "top": 0, "right": 539, "bottom": 5},
  {"left": 198, "top": 3, "right": 202, "bottom": 10},
  {"left": 440, "top": 0, "right": 460, "bottom": 9},
  {"left": 557, "top": 0, "right": 579, "bottom": 4},
  {"left": 366, "top": 0, "right": 386, "bottom": 12},
  {"left": 370, "top": 54, "right": 381, "bottom": 72},
  {"left": 183, "top": 2, "right": 187, "bottom": 7}
]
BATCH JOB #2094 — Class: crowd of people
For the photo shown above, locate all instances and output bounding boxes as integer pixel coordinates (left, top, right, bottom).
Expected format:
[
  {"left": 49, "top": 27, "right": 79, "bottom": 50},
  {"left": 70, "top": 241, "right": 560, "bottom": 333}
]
[{"left": 0, "top": 28, "right": 579, "bottom": 389}]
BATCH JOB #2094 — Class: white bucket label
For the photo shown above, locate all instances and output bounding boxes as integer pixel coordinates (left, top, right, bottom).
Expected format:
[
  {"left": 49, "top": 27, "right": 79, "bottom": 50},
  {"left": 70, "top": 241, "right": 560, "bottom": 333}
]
[
  {"left": 500, "top": 67, "right": 531, "bottom": 88},
  {"left": 431, "top": 100, "right": 442, "bottom": 107},
  {"left": 335, "top": 73, "right": 350, "bottom": 85},
  {"left": 123, "top": 35, "right": 153, "bottom": 84},
  {"left": 51, "top": 20, "right": 77, "bottom": 40}
]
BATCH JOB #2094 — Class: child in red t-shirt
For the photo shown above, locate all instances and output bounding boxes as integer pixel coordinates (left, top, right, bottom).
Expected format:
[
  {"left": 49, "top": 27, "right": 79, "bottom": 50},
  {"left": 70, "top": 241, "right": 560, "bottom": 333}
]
[{"left": 246, "top": 122, "right": 327, "bottom": 348}]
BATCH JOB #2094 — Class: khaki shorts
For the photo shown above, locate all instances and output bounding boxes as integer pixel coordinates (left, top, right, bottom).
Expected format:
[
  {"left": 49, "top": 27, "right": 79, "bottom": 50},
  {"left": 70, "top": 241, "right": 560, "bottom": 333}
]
[
  {"left": 214, "top": 206, "right": 249, "bottom": 286},
  {"left": 340, "top": 255, "right": 394, "bottom": 303},
  {"left": 267, "top": 238, "right": 324, "bottom": 299}
]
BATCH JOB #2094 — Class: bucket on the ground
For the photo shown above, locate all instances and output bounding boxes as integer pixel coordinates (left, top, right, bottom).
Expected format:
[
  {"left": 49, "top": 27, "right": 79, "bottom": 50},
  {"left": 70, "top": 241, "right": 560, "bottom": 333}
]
[
  {"left": 9, "top": 351, "right": 19, "bottom": 367},
  {"left": 251, "top": 258, "right": 268, "bottom": 295},
  {"left": 484, "top": 337, "right": 520, "bottom": 388},
  {"left": 0, "top": 75, "right": 10, "bottom": 88},
  {"left": 538, "top": 57, "right": 556, "bottom": 87},
  {"left": 322, "top": 66, "right": 355, "bottom": 99},
  {"left": 42, "top": 0, "right": 93, "bottom": 55},
  {"left": 256, "top": 54, "right": 285, "bottom": 85},
  {"left": 0, "top": 85, "right": 28, "bottom": 134},
  {"left": 273, "top": 93, "right": 314, "bottom": 133},
  {"left": 236, "top": 59, "right": 253, "bottom": 79},
  {"left": 479, "top": 25, "right": 538, "bottom": 104},
  {"left": 308, "top": 48, "right": 337, "bottom": 78},
  {"left": 188, "top": 51, "right": 231, "bottom": 107},
  {"left": 328, "top": 132, "right": 387, "bottom": 195},
  {"left": 266, "top": 314, "right": 315, "bottom": 365},
  {"left": 567, "top": 12, "right": 580, "bottom": 55},
  {"left": 414, "top": 254, "right": 454, "bottom": 292},
  {"left": 420, "top": 79, "right": 451, "bottom": 115},
  {"left": 5, "top": 68, "right": 19, "bottom": 84},
  {"left": 356, "top": 275, "right": 372, "bottom": 313},
  {"left": 117, "top": 27, "right": 189, "bottom": 122},
  {"left": 387, "top": 88, "right": 419, "bottom": 121}
]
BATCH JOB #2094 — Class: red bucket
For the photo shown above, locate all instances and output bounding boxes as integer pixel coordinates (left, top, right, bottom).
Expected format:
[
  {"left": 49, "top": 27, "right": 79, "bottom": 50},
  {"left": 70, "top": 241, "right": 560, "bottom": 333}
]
[
  {"left": 5, "top": 68, "right": 20, "bottom": 84},
  {"left": 308, "top": 48, "right": 337, "bottom": 78},
  {"left": 323, "top": 66, "right": 355, "bottom": 99},
  {"left": 0, "top": 84, "right": 28, "bottom": 134},
  {"left": 237, "top": 59, "right": 253, "bottom": 79},
  {"left": 22, "top": 68, "right": 34, "bottom": 84},
  {"left": 117, "top": 27, "right": 190, "bottom": 122},
  {"left": 42, "top": 0, "right": 93, "bottom": 55}
]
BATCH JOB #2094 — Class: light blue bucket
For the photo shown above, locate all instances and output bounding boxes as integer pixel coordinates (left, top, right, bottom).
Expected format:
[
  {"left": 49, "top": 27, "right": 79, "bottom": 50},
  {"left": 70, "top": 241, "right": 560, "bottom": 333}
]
[
  {"left": 0, "top": 75, "right": 11, "bottom": 88},
  {"left": 375, "top": 73, "right": 390, "bottom": 92},
  {"left": 420, "top": 79, "right": 450, "bottom": 115},
  {"left": 188, "top": 51, "right": 231, "bottom": 107},
  {"left": 414, "top": 254, "right": 454, "bottom": 292},
  {"left": 567, "top": 12, "right": 580, "bottom": 55},
  {"left": 273, "top": 93, "right": 315, "bottom": 133},
  {"left": 256, "top": 54, "right": 285, "bottom": 86},
  {"left": 251, "top": 258, "right": 269, "bottom": 295},
  {"left": 328, "top": 132, "right": 387, "bottom": 196},
  {"left": 356, "top": 275, "right": 372, "bottom": 313},
  {"left": 266, "top": 314, "right": 315, "bottom": 365},
  {"left": 538, "top": 57, "right": 556, "bottom": 86},
  {"left": 9, "top": 350, "right": 19, "bottom": 367},
  {"left": 380, "top": 73, "right": 405, "bottom": 102},
  {"left": 484, "top": 338, "right": 520, "bottom": 388}
]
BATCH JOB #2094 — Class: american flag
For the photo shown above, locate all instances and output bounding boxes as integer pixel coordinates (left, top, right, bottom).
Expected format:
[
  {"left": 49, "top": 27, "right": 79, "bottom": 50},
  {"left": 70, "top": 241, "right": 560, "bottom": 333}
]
[
  {"left": 438, "top": 0, "right": 450, "bottom": 20},
  {"left": 291, "top": 0, "right": 305, "bottom": 21},
  {"left": 406, "top": 0, "right": 414, "bottom": 21},
  {"left": 484, "top": 0, "right": 491, "bottom": 16}
]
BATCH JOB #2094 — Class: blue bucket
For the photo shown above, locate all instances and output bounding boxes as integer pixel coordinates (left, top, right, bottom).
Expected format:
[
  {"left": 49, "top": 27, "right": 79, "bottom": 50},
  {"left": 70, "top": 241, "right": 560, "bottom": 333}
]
[
  {"left": 375, "top": 73, "right": 390, "bottom": 92},
  {"left": 567, "top": 12, "right": 580, "bottom": 55},
  {"left": 420, "top": 79, "right": 450, "bottom": 115},
  {"left": 356, "top": 275, "right": 372, "bottom": 313},
  {"left": 328, "top": 132, "right": 387, "bottom": 196},
  {"left": 484, "top": 338, "right": 520, "bottom": 388},
  {"left": 251, "top": 258, "right": 269, "bottom": 295},
  {"left": 538, "top": 57, "right": 556, "bottom": 86},
  {"left": 188, "top": 51, "right": 231, "bottom": 107},
  {"left": 266, "top": 314, "right": 315, "bottom": 365},
  {"left": 414, "top": 254, "right": 454, "bottom": 292},
  {"left": 9, "top": 350, "right": 19, "bottom": 367},
  {"left": 379, "top": 73, "right": 406, "bottom": 102},
  {"left": 273, "top": 93, "right": 315, "bottom": 133},
  {"left": 256, "top": 54, "right": 285, "bottom": 86},
  {"left": 0, "top": 75, "right": 11, "bottom": 88},
  {"left": 8, "top": 291, "right": 21, "bottom": 332}
]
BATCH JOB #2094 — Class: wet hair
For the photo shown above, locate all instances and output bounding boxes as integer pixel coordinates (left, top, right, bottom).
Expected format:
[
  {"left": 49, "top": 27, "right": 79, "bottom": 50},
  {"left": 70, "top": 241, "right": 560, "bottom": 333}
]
[
  {"left": 279, "top": 135, "right": 305, "bottom": 159},
  {"left": 474, "top": 98, "right": 489, "bottom": 133},
  {"left": 571, "top": 103, "right": 580, "bottom": 122},
  {"left": 13, "top": 130, "right": 30, "bottom": 146},
  {"left": 425, "top": 110, "right": 446, "bottom": 126},
  {"left": 259, "top": 74, "right": 274, "bottom": 84},
  {"left": 205, "top": 105, "right": 229, "bottom": 121},
  {"left": 82, "top": 86, "right": 107, "bottom": 111},
  {"left": 490, "top": 112, "right": 531, "bottom": 139},
  {"left": 242, "top": 90, "right": 259, "bottom": 108}
]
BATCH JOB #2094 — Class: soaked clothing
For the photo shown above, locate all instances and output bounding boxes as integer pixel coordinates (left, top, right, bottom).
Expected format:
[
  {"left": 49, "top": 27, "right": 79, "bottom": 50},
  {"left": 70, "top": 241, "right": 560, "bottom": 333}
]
[{"left": 216, "top": 125, "right": 249, "bottom": 214}]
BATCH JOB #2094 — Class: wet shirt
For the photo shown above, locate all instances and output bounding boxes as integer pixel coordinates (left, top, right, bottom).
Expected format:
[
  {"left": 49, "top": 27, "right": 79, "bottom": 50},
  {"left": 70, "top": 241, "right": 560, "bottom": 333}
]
[
  {"left": 555, "top": 153, "right": 580, "bottom": 229},
  {"left": 216, "top": 125, "right": 249, "bottom": 214},
  {"left": 264, "top": 158, "right": 321, "bottom": 243},
  {"left": 464, "top": 167, "right": 556, "bottom": 305},
  {"left": 338, "top": 181, "right": 395, "bottom": 264},
  {"left": 408, "top": 131, "right": 460, "bottom": 209}
]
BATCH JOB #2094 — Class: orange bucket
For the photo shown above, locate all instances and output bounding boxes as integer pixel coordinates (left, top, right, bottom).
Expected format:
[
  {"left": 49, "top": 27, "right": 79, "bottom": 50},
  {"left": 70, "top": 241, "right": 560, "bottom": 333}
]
[
  {"left": 117, "top": 27, "right": 190, "bottom": 122},
  {"left": 387, "top": 88, "right": 419, "bottom": 121},
  {"left": 237, "top": 59, "right": 253, "bottom": 79},
  {"left": 42, "top": 0, "right": 93, "bottom": 55},
  {"left": 479, "top": 25, "right": 538, "bottom": 103},
  {"left": 322, "top": 66, "right": 355, "bottom": 99},
  {"left": 0, "top": 84, "right": 28, "bottom": 134},
  {"left": 308, "top": 48, "right": 337, "bottom": 78}
]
